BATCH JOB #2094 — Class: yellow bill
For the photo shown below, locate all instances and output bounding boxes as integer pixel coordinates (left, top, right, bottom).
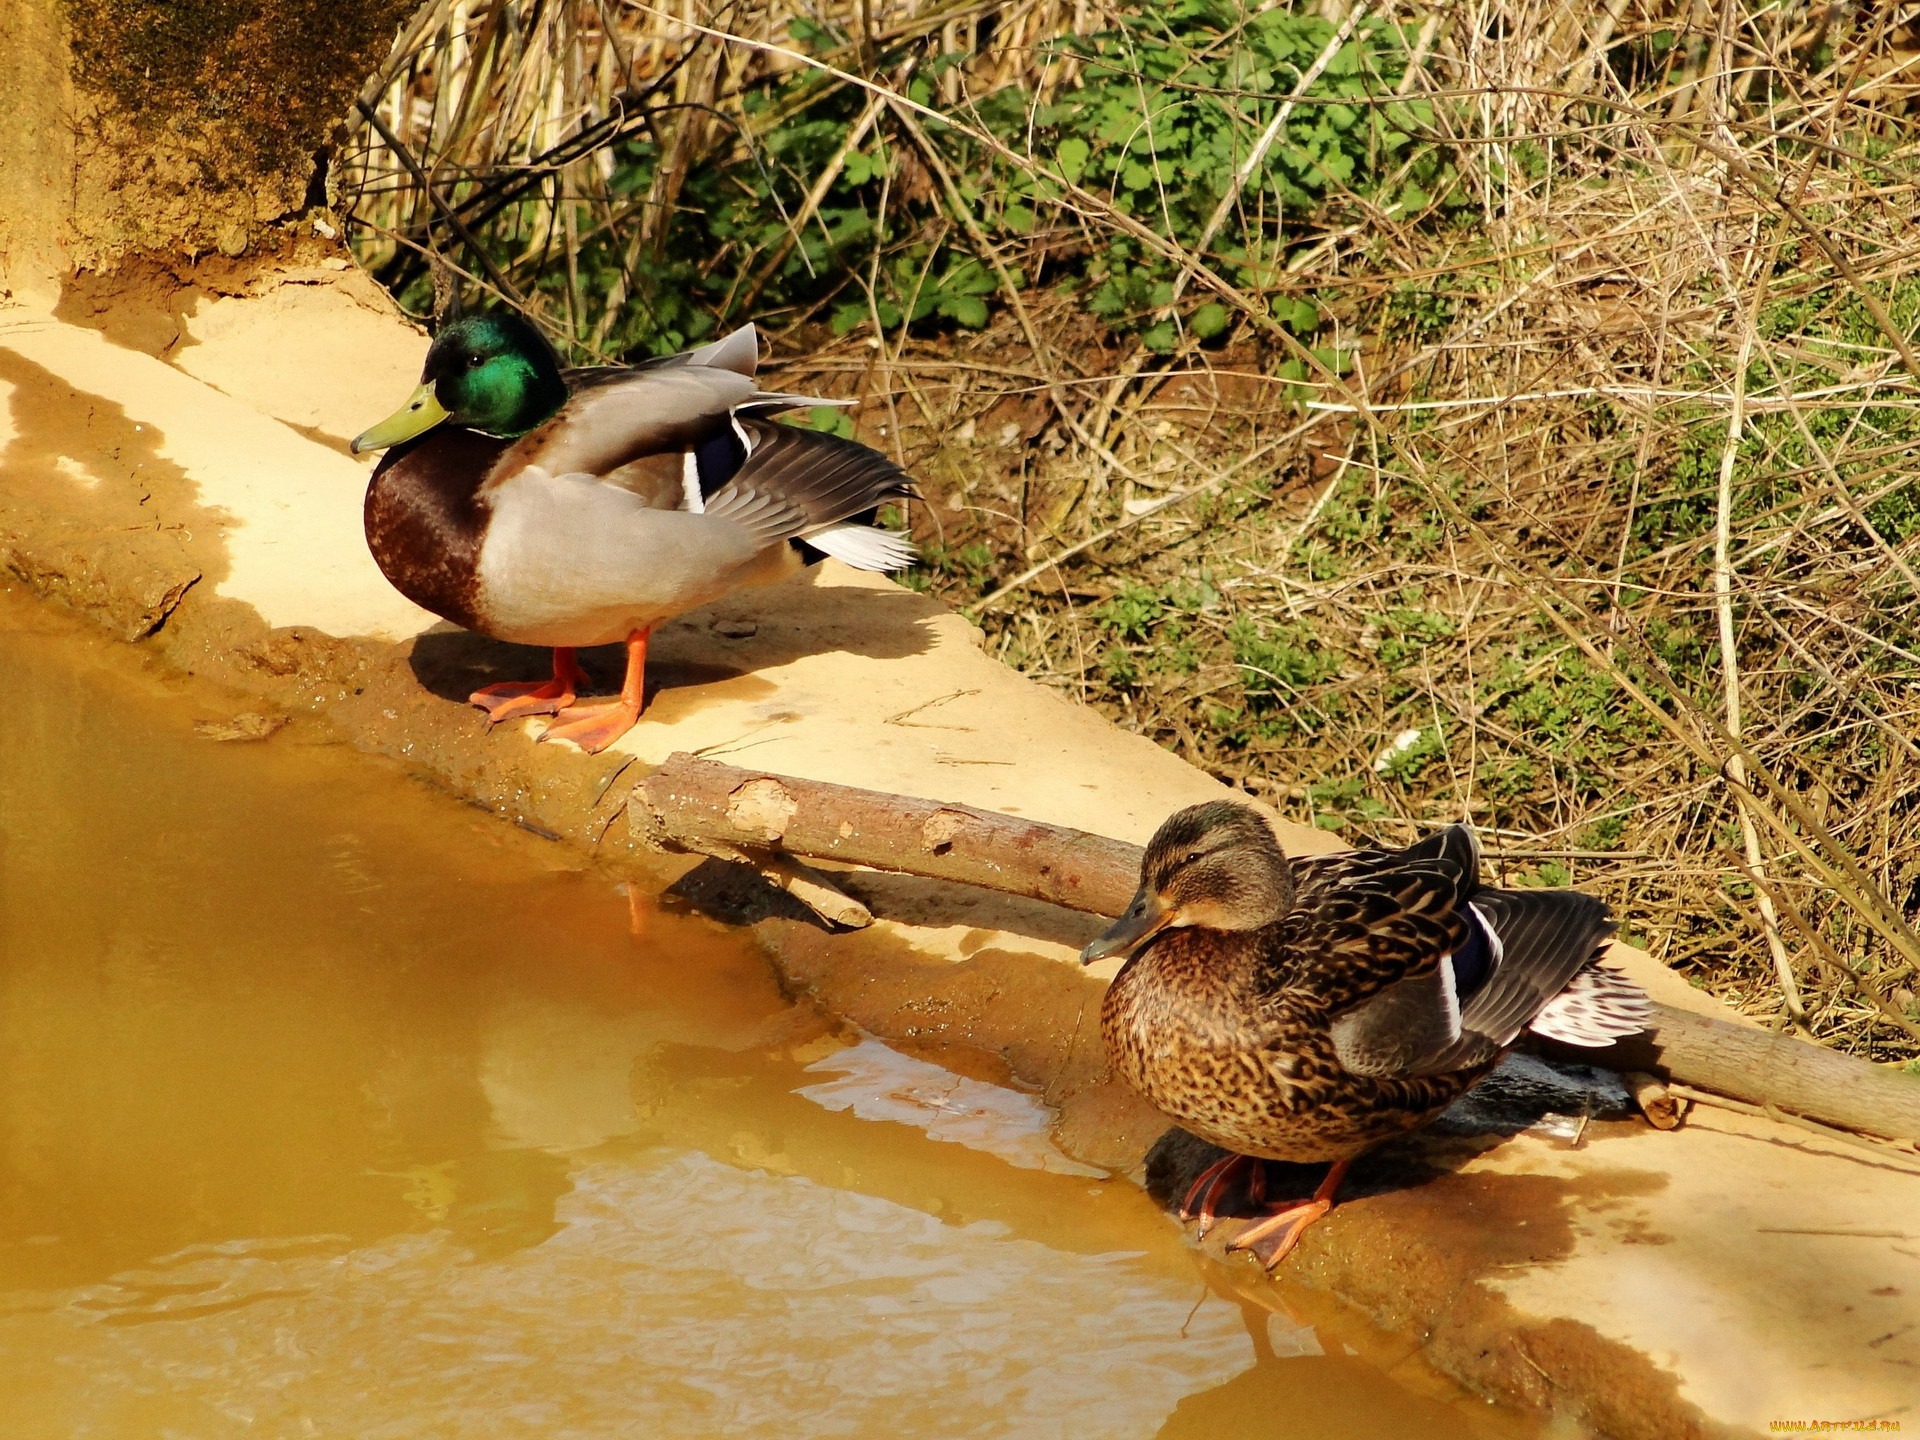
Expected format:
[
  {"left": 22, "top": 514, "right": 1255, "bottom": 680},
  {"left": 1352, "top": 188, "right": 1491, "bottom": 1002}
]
[{"left": 351, "top": 383, "right": 449, "bottom": 454}]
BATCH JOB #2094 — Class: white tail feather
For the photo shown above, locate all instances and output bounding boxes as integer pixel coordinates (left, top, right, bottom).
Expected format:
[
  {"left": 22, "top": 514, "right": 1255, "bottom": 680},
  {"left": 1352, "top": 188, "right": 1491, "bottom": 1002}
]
[
  {"left": 803, "top": 522, "right": 916, "bottom": 571},
  {"left": 739, "top": 391, "right": 855, "bottom": 414},
  {"left": 1528, "top": 963, "right": 1652, "bottom": 1046}
]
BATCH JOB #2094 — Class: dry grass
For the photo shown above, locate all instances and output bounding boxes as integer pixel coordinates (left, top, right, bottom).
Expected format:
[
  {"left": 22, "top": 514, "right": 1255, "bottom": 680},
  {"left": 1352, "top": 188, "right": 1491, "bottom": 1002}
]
[{"left": 340, "top": 0, "right": 1920, "bottom": 1061}]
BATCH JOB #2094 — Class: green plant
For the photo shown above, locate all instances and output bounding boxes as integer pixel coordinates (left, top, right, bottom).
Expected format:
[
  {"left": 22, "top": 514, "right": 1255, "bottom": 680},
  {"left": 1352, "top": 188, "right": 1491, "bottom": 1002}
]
[{"left": 349, "top": 1, "right": 1465, "bottom": 362}]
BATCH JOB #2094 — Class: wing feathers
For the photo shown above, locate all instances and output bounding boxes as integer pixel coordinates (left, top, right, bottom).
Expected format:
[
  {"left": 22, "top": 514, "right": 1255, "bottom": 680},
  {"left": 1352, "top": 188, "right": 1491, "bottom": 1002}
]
[
  {"left": 507, "top": 366, "right": 757, "bottom": 479},
  {"left": 1329, "top": 960, "right": 1466, "bottom": 1077},
  {"left": 1456, "top": 889, "right": 1616, "bottom": 1048},
  {"left": 684, "top": 323, "right": 760, "bottom": 377},
  {"left": 694, "top": 486, "right": 809, "bottom": 550},
  {"left": 506, "top": 336, "right": 916, "bottom": 563},
  {"left": 706, "top": 419, "right": 917, "bottom": 538},
  {"left": 738, "top": 392, "right": 856, "bottom": 415},
  {"left": 1308, "top": 825, "right": 1643, "bottom": 1080}
]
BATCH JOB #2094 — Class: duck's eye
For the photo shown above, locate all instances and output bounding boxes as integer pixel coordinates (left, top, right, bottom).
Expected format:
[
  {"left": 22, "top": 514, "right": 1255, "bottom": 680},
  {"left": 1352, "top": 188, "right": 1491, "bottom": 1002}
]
[
  {"left": 1184, "top": 850, "right": 1203, "bottom": 866},
  {"left": 466, "top": 353, "right": 485, "bottom": 369}
]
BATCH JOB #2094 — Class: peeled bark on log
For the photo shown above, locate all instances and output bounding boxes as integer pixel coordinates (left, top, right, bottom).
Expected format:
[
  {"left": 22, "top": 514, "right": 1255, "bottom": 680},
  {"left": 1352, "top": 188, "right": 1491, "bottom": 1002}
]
[
  {"left": 1584, "top": 1008, "right": 1920, "bottom": 1145},
  {"left": 636, "top": 752, "right": 1920, "bottom": 1145}
]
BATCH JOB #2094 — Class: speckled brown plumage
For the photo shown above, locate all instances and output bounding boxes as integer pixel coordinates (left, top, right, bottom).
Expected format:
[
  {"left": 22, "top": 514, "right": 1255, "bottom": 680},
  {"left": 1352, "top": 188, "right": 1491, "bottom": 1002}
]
[
  {"left": 1104, "top": 932, "right": 1492, "bottom": 1164},
  {"left": 1090, "top": 803, "right": 1637, "bottom": 1169}
]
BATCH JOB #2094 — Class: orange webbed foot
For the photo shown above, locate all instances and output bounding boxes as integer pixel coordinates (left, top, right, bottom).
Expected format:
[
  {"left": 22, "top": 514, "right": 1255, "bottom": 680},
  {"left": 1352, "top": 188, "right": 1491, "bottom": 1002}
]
[
  {"left": 1179, "top": 1154, "right": 1258, "bottom": 1241},
  {"left": 1223, "top": 1156, "right": 1351, "bottom": 1270},
  {"left": 471, "top": 648, "right": 587, "bottom": 724},
  {"left": 470, "top": 679, "right": 577, "bottom": 723},
  {"left": 539, "top": 700, "right": 643, "bottom": 754},
  {"left": 1223, "top": 1196, "right": 1334, "bottom": 1268},
  {"left": 535, "top": 628, "right": 649, "bottom": 754}
]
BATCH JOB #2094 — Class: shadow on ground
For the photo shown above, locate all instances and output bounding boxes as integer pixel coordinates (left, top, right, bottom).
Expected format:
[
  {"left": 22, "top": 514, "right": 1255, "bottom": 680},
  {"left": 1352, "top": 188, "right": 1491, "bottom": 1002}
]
[
  {"left": 1144, "top": 1053, "right": 1639, "bottom": 1231},
  {"left": 406, "top": 569, "right": 943, "bottom": 710}
]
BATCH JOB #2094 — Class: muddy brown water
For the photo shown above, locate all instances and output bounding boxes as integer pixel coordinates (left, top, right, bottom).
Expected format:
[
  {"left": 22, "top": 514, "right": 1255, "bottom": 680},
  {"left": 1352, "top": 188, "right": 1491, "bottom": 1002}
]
[{"left": 0, "top": 588, "right": 1526, "bottom": 1438}]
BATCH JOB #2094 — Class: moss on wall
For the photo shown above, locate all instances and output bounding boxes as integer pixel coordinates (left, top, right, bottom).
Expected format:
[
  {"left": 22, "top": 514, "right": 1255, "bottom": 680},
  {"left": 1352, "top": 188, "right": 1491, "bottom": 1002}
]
[
  {"left": 65, "top": 0, "right": 405, "bottom": 179},
  {"left": 34, "top": 0, "right": 414, "bottom": 269}
]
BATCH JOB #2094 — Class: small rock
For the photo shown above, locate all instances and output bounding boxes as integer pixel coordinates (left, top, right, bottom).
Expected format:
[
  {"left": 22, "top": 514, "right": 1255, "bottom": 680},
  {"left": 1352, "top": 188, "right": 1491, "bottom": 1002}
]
[
  {"left": 713, "top": 618, "right": 757, "bottom": 638},
  {"left": 194, "top": 713, "right": 286, "bottom": 743},
  {"left": 1432, "top": 1052, "right": 1636, "bottom": 1137}
]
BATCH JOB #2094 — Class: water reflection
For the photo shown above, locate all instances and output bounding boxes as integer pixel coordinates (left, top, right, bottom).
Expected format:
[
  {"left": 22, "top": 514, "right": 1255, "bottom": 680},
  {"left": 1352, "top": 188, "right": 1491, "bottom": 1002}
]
[{"left": 0, "top": 593, "right": 1511, "bottom": 1438}]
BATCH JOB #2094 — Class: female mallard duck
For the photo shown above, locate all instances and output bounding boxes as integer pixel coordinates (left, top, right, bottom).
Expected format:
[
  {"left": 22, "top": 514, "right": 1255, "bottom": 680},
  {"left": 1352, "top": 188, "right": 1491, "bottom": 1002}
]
[
  {"left": 1082, "top": 802, "right": 1650, "bottom": 1265},
  {"left": 350, "top": 313, "right": 917, "bottom": 752}
]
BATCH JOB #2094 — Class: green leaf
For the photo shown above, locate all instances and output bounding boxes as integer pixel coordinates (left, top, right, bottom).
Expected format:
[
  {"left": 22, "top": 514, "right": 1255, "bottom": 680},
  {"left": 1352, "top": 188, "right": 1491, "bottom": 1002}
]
[
  {"left": 1141, "top": 320, "right": 1177, "bottom": 352},
  {"left": 1191, "top": 302, "right": 1229, "bottom": 339},
  {"left": 1058, "top": 137, "right": 1091, "bottom": 182},
  {"left": 805, "top": 406, "right": 855, "bottom": 438},
  {"left": 942, "top": 294, "right": 990, "bottom": 328}
]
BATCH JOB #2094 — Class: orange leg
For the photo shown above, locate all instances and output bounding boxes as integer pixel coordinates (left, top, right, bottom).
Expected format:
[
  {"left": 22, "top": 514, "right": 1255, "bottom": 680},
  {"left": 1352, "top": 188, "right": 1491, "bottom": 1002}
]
[
  {"left": 541, "top": 628, "right": 650, "bottom": 754},
  {"left": 470, "top": 647, "right": 587, "bottom": 723},
  {"left": 1224, "top": 1157, "right": 1352, "bottom": 1269}
]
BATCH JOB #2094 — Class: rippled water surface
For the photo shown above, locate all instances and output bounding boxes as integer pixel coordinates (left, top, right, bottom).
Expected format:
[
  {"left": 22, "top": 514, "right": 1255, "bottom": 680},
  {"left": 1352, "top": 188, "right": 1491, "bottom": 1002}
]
[{"left": 0, "top": 591, "right": 1515, "bottom": 1438}]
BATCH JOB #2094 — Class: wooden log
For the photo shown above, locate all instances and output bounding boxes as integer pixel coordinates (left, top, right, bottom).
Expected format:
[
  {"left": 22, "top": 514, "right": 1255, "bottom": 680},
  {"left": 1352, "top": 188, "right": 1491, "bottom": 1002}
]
[
  {"left": 636, "top": 751, "right": 1142, "bottom": 913},
  {"left": 1625, "top": 1071, "right": 1687, "bottom": 1130},
  {"left": 1582, "top": 1007, "right": 1920, "bottom": 1145},
  {"left": 636, "top": 752, "right": 1920, "bottom": 1144}
]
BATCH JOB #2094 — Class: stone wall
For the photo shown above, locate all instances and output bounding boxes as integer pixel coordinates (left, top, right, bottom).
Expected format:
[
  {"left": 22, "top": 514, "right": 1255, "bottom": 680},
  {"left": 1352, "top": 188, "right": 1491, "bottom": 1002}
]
[{"left": 0, "top": 0, "right": 412, "bottom": 300}]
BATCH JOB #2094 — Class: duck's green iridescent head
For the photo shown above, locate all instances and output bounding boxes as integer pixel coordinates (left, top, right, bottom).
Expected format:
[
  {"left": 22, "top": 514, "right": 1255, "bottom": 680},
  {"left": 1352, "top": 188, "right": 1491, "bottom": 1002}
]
[{"left": 351, "top": 313, "right": 569, "bottom": 454}]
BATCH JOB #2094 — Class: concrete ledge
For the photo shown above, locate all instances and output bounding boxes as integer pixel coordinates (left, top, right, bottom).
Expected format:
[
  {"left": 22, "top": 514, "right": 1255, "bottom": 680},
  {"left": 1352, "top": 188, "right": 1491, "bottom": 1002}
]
[{"left": 5, "top": 285, "right": 1917, "bottom": 1438}]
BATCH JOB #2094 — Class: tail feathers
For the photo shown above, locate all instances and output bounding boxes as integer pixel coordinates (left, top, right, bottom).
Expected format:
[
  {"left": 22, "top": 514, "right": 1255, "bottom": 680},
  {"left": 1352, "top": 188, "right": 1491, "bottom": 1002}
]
[
  {"left": 1455, "top": 889, "right": 1616, "bottom": 1050},
  {"left": 803, "top": 521, "right": 916, "bottom": 572},
  {"left": 738, "top": 391, "right": 856, "bottom": 415},
  {"left": 1529, "top": 962, "right": 1653, "bottom": 1046}
]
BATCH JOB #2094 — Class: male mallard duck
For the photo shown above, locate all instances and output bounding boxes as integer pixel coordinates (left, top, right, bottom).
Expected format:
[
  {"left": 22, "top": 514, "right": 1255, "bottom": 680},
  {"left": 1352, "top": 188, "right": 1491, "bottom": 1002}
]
[
  {"left": 351, "top": 313, "right": 917, "bottom": 752},
  {"left": 1082, "top": 802, "right": 1650, "bottom": 1265}
]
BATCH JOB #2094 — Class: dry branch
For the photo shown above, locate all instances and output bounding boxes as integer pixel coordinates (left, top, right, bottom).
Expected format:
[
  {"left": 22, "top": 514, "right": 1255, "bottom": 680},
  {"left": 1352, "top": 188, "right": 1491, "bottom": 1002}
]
[
  {"left": 636, "top": 753, "right": 1920, "bottom": 1144},
  {"left": 1625, "top": 1070, "right": 1687, "bottom": 1130},
  {"left": 637, "top": 751, "right": 1141, "bottom": 910}
]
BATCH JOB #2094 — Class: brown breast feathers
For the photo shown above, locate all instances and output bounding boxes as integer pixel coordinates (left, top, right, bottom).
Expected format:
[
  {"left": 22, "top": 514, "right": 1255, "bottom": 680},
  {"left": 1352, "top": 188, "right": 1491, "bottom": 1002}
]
[{"left": 363, "top": 427, "right": 511, "bottom": 632}]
